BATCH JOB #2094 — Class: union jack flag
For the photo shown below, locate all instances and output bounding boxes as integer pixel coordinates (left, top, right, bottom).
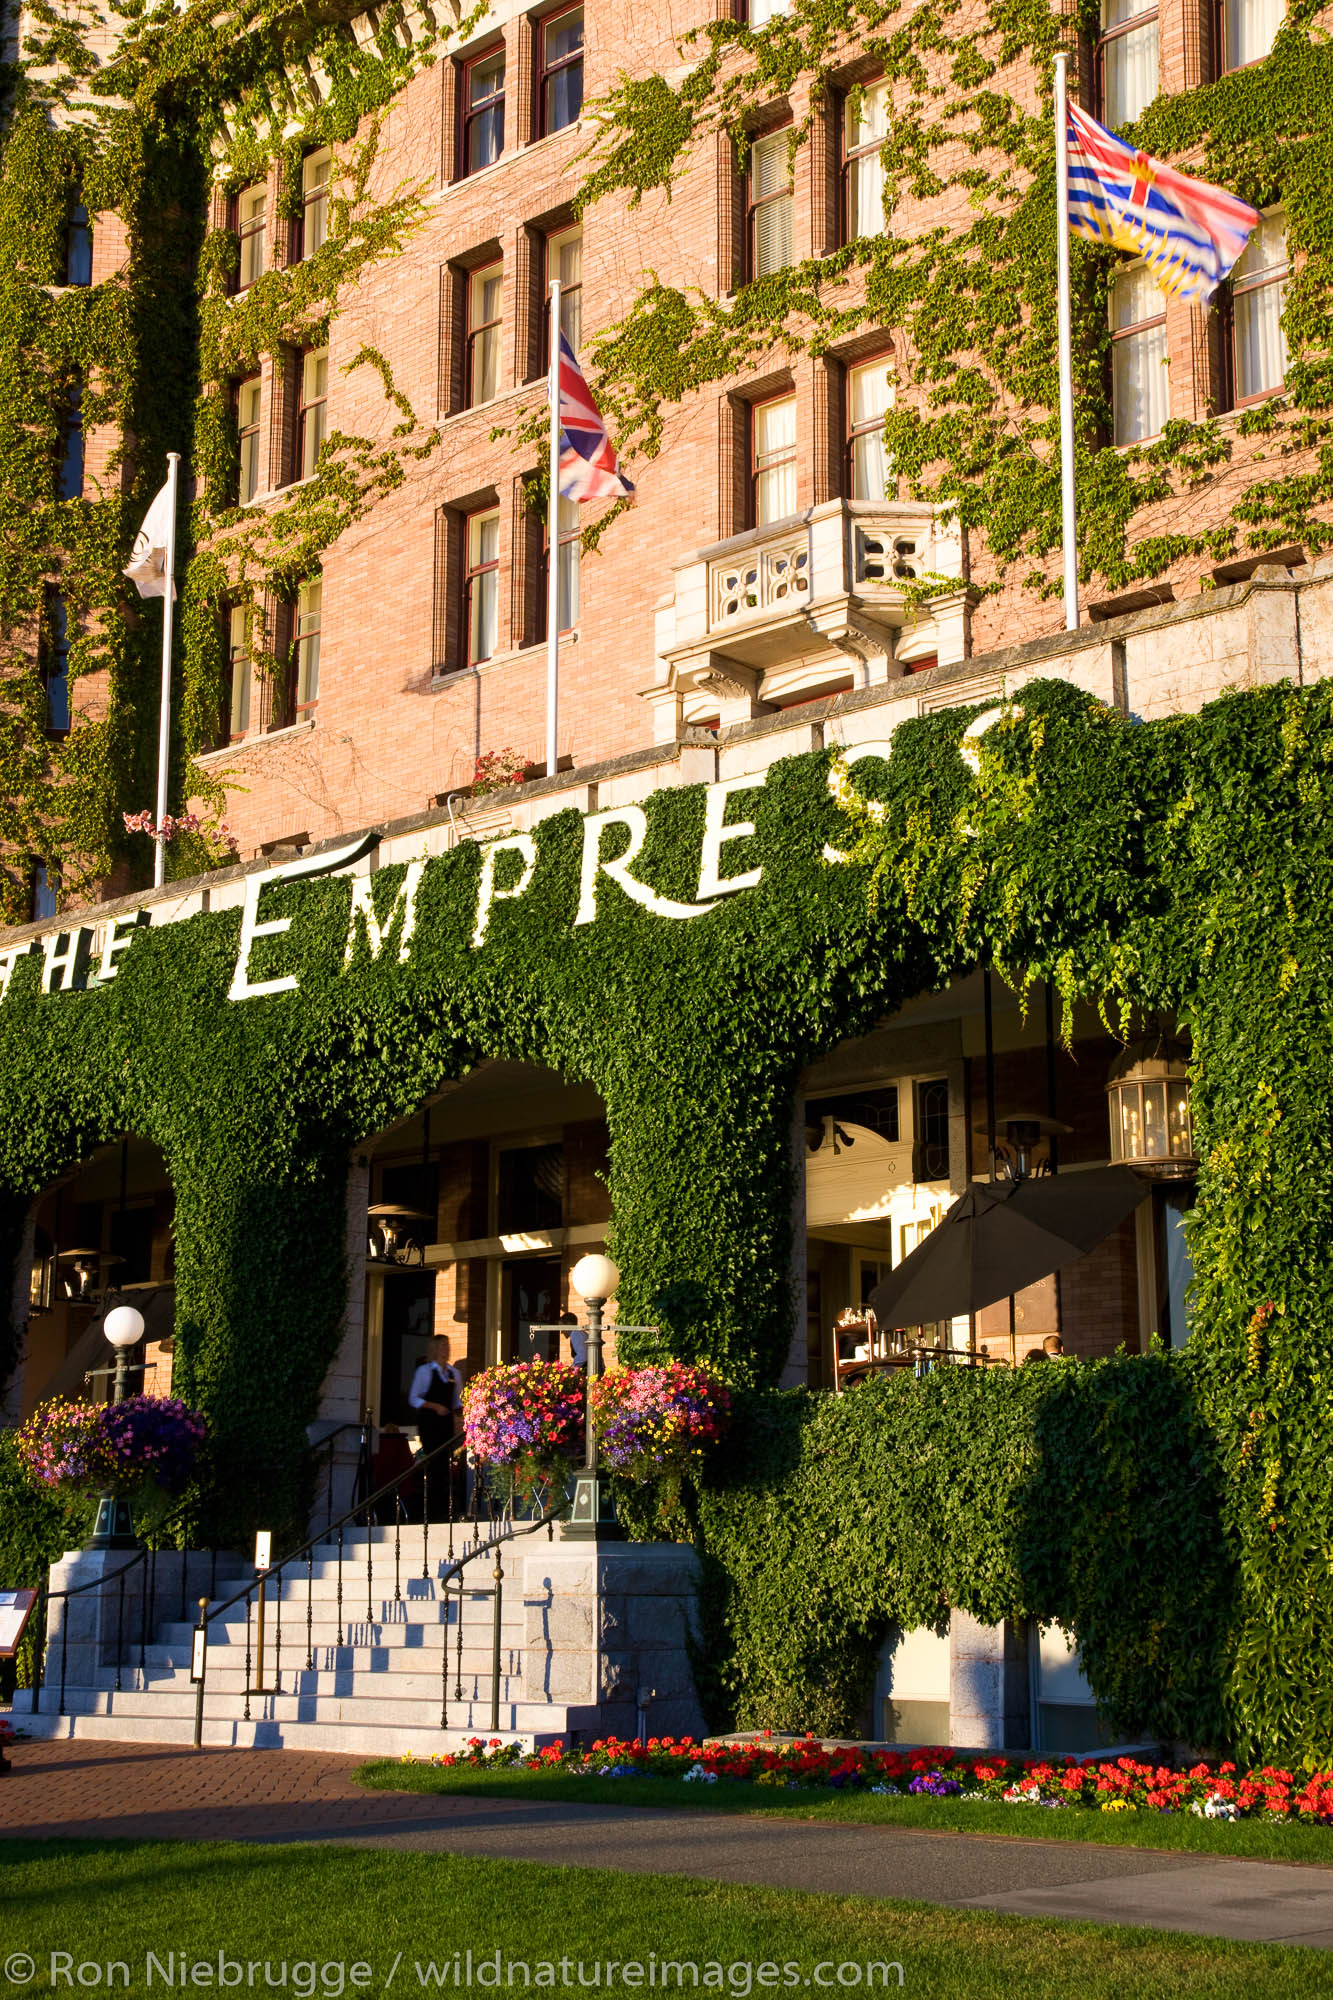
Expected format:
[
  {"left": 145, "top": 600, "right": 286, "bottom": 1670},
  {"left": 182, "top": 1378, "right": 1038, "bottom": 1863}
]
[
  {"left": 558, "top": 333, "right": 635, "bottom": 504},
  {"left": 1067, "top": 102, "right": 1257, "bottom": 303}
]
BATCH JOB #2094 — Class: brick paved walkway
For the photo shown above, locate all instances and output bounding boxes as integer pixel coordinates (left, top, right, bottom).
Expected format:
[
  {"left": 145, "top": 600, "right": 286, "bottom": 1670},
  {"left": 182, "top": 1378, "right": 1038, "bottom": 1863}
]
[{"left": 4, "top": 1737, "right": 1333, "bottom": 1949}]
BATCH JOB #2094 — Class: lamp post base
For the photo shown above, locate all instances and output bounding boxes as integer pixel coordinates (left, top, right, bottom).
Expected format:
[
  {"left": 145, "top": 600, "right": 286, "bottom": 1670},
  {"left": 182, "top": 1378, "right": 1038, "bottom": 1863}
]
[
  {"left": 563, "top": 1469, "right": 624, "bottom": 1541},
  {"left": 87, "top": 1494, "right": 139, "bottom": 1550}
]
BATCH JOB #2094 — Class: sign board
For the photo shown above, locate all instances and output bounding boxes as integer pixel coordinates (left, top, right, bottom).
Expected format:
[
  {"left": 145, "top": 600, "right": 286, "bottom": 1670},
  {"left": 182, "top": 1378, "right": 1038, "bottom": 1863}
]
[
  {"left": 0, "top": 1589, "right": 37, "bottom": 1658},
  {"left": 253, "top": 1530, "right": 272, "bottom": 1572},
  {"left": 189, "top": 1624, "right": 207, "bottom": 1684}
]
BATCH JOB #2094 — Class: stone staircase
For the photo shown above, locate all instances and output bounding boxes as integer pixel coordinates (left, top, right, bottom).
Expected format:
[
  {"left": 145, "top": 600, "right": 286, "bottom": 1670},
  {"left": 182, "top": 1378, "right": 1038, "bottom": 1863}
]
[{"left": 21, "top": 1525, "right": 576, "bottom": 1758}]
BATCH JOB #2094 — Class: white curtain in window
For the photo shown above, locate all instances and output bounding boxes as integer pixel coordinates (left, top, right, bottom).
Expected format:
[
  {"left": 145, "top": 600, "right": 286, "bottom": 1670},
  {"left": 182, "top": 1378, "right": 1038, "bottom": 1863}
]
[
  {"left": 296, "top": 579, "right": 322, "bottom": 706},
  {"left": 1233, "top": 212, "right": 1288, "bottom": 399},
  {"left": 470, "top": 514, "right": 499, "bottom": 662},
  {"left": 752, "top": 132, "right": 793, "bottom": 277},
  {"left": 749, "top": 0, "right": 790, "bottom": 25},
  {"left": 755, "top": 396, "right": 796, "bottom": 523},
  {"left": 1113, "top": 324, "right": 1168, "bottom": 443},
  {"left": 1224, "top": 0, "right": 1285, "bottom": 68},
  {"left": 557, "top": 493, "right": 580, "bottom": 629},
  {"left": 846, "top": 80, "right": 890, "bottom": 237},
  {"left": 301, "top": 349, "right": 328, "bottom": 476},
  {"left": 238, "top": 380, "right": 262, "bottom": 503},
  {"left": 1235, "top": 279, "right": 1287, "bottom": 400},
  {"left": 228, "top": 607, "right": 251, "bottom": 735},
  {"left": 1102, "top": 18, "right": 1159, "bottom": 126},
  {"left": 303, "top": 152, "right": 331, "bottom": 258},
  {"left": 849, "top": 358, "right": 893, "bottom": 499},
  {"left": 554, "top": 230, "right": 582, "bottom": 350}
]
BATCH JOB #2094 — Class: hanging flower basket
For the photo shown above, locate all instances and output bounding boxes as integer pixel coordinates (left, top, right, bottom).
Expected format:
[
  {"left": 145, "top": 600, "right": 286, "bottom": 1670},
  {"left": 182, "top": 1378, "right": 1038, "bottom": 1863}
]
[
  {"left": 589, "top": 1363, "right": 731, "bottom": 1488},
  {"left": 463, "top": 1360, "right": 586, "bottom": 1500},
  {"left": 15, "top": 1395, "right": 205, "bottom": 1528}
]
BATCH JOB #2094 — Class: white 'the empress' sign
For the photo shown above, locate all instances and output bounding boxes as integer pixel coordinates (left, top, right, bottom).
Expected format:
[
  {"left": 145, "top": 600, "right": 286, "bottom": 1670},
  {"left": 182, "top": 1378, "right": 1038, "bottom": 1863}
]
[{"left": 0, "top": 712, "right": 1016, "bottom": 1008}]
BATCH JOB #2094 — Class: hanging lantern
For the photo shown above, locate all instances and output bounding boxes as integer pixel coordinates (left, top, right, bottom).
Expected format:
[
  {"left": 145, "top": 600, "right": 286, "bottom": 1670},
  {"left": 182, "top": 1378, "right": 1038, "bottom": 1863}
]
[{"left": 1106, "top": 1035, "right": 1195, "bottom": 1179}]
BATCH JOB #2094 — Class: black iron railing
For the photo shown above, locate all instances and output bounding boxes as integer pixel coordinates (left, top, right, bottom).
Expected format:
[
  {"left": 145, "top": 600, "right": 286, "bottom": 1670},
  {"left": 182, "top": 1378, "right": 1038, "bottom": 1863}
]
[
  {"left": 189, "top": 1434, "right": 564, "bottom": 1746},
  {"left": 24, "top": 1417, "right": 367, "bottom": 1718}
]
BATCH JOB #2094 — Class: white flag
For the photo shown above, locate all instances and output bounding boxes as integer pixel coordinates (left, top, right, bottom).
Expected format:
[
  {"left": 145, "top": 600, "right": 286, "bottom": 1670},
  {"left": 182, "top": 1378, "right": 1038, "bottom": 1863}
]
[{"left": 123, "top": 477, "right": 177, "bottom": 599}]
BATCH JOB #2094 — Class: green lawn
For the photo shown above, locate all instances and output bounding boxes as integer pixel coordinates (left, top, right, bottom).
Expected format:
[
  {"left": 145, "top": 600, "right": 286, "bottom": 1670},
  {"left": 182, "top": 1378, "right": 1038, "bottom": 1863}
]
[
  {"left": 0, "top": 1839, "right": 1318, "bottom": 2000},
  {"left": 357, "top": 1761, "right": 1333, "bottom": 1867}
]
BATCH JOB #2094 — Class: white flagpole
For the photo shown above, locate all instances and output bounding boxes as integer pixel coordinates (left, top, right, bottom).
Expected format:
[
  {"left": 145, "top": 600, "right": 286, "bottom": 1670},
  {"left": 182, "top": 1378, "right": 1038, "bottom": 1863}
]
[
  {"left": 1053, "top": 54, "right": 1079, "bottom": 632},
  {"left": 546, "top": 281, "right": 562, "bottom": 779},
  {"left": 153, "top": 451, "right": 181, "bottom": 888}
]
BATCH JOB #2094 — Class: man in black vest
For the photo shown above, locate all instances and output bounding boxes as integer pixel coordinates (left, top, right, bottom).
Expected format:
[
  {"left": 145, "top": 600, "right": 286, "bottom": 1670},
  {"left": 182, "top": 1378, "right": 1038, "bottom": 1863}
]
[{"left": 408, "top": 1335, "right": 462, "bottom": 1518}]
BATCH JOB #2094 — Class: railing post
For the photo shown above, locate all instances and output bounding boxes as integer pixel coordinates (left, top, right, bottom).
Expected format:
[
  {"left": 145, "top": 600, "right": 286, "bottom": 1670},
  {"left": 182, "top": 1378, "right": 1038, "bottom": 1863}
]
[
  {"left": 490, "top": 1549, "right": 503, "bottom": 1735},
  {"left": 336, "top": 1523, "right": 345, "bottom": 1648},
  {"left": 192, "top": 1597, "right": 208, "bottom": 1749},
  {"left": 29, "top": 1585, "right": 48, "bottom": 1716},
  {"left": 114, "top": 1569, "right": 126, "bottom": 1693},
  {"left": 243, "top": 1589, "right": 253, "bottom": 1723}
]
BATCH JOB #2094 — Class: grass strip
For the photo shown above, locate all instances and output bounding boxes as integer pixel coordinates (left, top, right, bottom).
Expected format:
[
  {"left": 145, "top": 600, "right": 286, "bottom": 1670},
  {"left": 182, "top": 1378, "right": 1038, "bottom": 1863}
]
[
  {"left": 0, "top": 1838, "right": 1320, "bottom": 1999},
  {"left": 356, "top": 1762, "right": 1333, "bottom": 1866}
]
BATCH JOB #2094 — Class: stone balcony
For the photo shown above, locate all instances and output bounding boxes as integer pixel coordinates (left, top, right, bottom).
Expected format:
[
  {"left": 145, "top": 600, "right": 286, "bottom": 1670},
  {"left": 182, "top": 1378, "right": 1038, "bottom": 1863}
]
[{"left": 647, "top": 500, "right": 976, "bottom": 737}]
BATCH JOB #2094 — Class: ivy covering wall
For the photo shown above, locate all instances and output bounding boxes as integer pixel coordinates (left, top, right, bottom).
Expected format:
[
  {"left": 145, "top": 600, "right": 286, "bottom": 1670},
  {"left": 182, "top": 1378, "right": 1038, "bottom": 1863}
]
[{"left": 0, "top": 676, "right": 1331, "bottom": 1763}]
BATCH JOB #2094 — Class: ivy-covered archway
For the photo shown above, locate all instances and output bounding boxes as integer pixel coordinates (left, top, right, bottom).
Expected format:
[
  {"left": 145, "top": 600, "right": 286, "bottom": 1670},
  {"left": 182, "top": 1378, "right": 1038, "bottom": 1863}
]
[{"left": 2, "top": 675, "right": 1331, "bottom": 1757}]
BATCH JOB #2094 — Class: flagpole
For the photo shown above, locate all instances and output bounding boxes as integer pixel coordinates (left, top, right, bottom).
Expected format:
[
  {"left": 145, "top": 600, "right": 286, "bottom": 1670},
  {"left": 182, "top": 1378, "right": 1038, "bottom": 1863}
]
[
  {"left": 1053, "top": 53, "right": 1079, "bottom": 632},
  {"left": 546, "top": 281, "right": 562, "bottom": 779},
  {"left": 151, "top": 453, "right": 181, "bottom": 888}
]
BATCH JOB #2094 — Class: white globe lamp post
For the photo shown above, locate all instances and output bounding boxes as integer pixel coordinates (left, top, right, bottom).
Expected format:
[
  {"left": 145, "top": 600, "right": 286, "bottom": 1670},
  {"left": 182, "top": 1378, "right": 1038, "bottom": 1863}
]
[
  {"left": 90, "top": 1304, "right": 146, "bottom": 1549},
  {"left": 567, "top": 1253, "right": 621, "bottom": 1540}
]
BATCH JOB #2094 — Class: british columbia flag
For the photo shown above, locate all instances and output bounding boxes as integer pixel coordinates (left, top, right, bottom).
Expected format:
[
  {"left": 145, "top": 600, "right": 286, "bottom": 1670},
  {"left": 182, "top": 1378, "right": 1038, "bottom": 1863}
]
[
  {"left": 1066, "top": 102, "right": 1257, "bottom": 303},
  {"left": 558, "top": 332, "right": 635, "bottom": 504}
]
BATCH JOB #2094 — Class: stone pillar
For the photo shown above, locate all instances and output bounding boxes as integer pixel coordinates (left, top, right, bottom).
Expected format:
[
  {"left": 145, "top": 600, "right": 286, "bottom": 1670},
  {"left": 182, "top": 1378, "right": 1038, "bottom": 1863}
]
[
  {"left": 521, "top": 1536, "right": 706, "bottom": 1742},
  {"left": 948, "top": 1611, "right": 1031, "bottom": 1750}
]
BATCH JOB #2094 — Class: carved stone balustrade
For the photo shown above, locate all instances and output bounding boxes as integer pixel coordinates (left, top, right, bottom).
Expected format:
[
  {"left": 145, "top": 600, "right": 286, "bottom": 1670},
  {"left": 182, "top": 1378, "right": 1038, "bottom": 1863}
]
[{"left": 646, "top": 500, "right": 976, "bottom": 738}]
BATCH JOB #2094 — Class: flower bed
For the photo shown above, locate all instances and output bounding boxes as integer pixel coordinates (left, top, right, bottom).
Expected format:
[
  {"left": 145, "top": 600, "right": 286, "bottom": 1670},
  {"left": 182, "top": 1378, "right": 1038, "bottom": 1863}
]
[{"left": 400, "top": 1734, "right": 1333, "bottom": 1825}]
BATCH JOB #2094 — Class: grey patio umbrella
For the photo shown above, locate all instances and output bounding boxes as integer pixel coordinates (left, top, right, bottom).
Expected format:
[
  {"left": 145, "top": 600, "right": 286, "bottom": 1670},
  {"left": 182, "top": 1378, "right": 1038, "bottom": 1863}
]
[{"left": 867, "top": 1165, "right": 1149, "bottom": 1327}]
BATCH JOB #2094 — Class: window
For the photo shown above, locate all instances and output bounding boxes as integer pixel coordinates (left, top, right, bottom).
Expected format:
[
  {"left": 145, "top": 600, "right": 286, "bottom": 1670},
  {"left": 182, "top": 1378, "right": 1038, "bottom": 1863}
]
[
  {"left": 497, "top": 1142, "right": 564, "bottom": 1231},
  {"left": 749, "top": 128, "right": 793, "bottom": 279},
  {"left": 299, "top": 150, "right": 332, "bottom": 260},
  {"left": 294, "top": 577, "right": 322, "bottom": 710},
  {"left": 299, "top": 347, "right": 329, "bottom": 478},
  {"left": 41, "top": 590, "right": 70, "bottom": 736},
  {"left": 30, "top": 860, "right": 59, "bottom": 922},
  {"left": 463, "top": 48, "right": 505, "bottom": 175},
  {"left": 1220, "top": 0, "right": 1285, "bottom": 70},
  {"left": 547, "top": 224, "right": 582, "bottom": 355},
  {"left": 468, "top": 263, "right": 503, "bottom": 404},
  {"left": 847, "top": 355, "right": 894, "bottom": 499},
  {"left": 1110, "top": 262, "right": 1167, "bottom": 445},
  {"left": 844, "top": 78, "right": 890, "bottom": 240},
  {"left": 748, "top": 0, "right": 790, "bottom": 24},
  {"left": 236, "top": 376, "right": 262, "bottom": 503},
  {"left": 752, "top": 392, "right": 797, "bottom": 525},
  {"left": 540, "top": 7, "right": 583, "bottom": 135},
  {"left": 1098, "top": 0, "right": 1159, "bottom": 128},
  {"left": 543, "top": 492, "right": 580, "bottom": 634},
  {"left": 1229, "top": 211, "right": 1288, "bottom": 404},
  {"left": 465, "top": 507, "right": 500, "bottom": 663},
  {"left": 65, "top": 201, "right": 92, "bottom": 286},
  {"left": 232, "top": 182, "right": 266, "bottom": 291},
  {"left": 226, "top": 605, "right": 251, "bottom": 739},
  {"left": 915, "top": 1079, "right": 951, "bottom": 1183},
  {"left": 57, "top": 380, "right": 83, "bottom": 500}
]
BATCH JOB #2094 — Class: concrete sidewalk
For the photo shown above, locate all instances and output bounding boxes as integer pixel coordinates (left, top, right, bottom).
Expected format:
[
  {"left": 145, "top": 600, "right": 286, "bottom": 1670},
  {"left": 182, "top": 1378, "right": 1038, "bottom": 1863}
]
[{"left": 3, "top": 1738, "right": 1333, "bottom": 1951}]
